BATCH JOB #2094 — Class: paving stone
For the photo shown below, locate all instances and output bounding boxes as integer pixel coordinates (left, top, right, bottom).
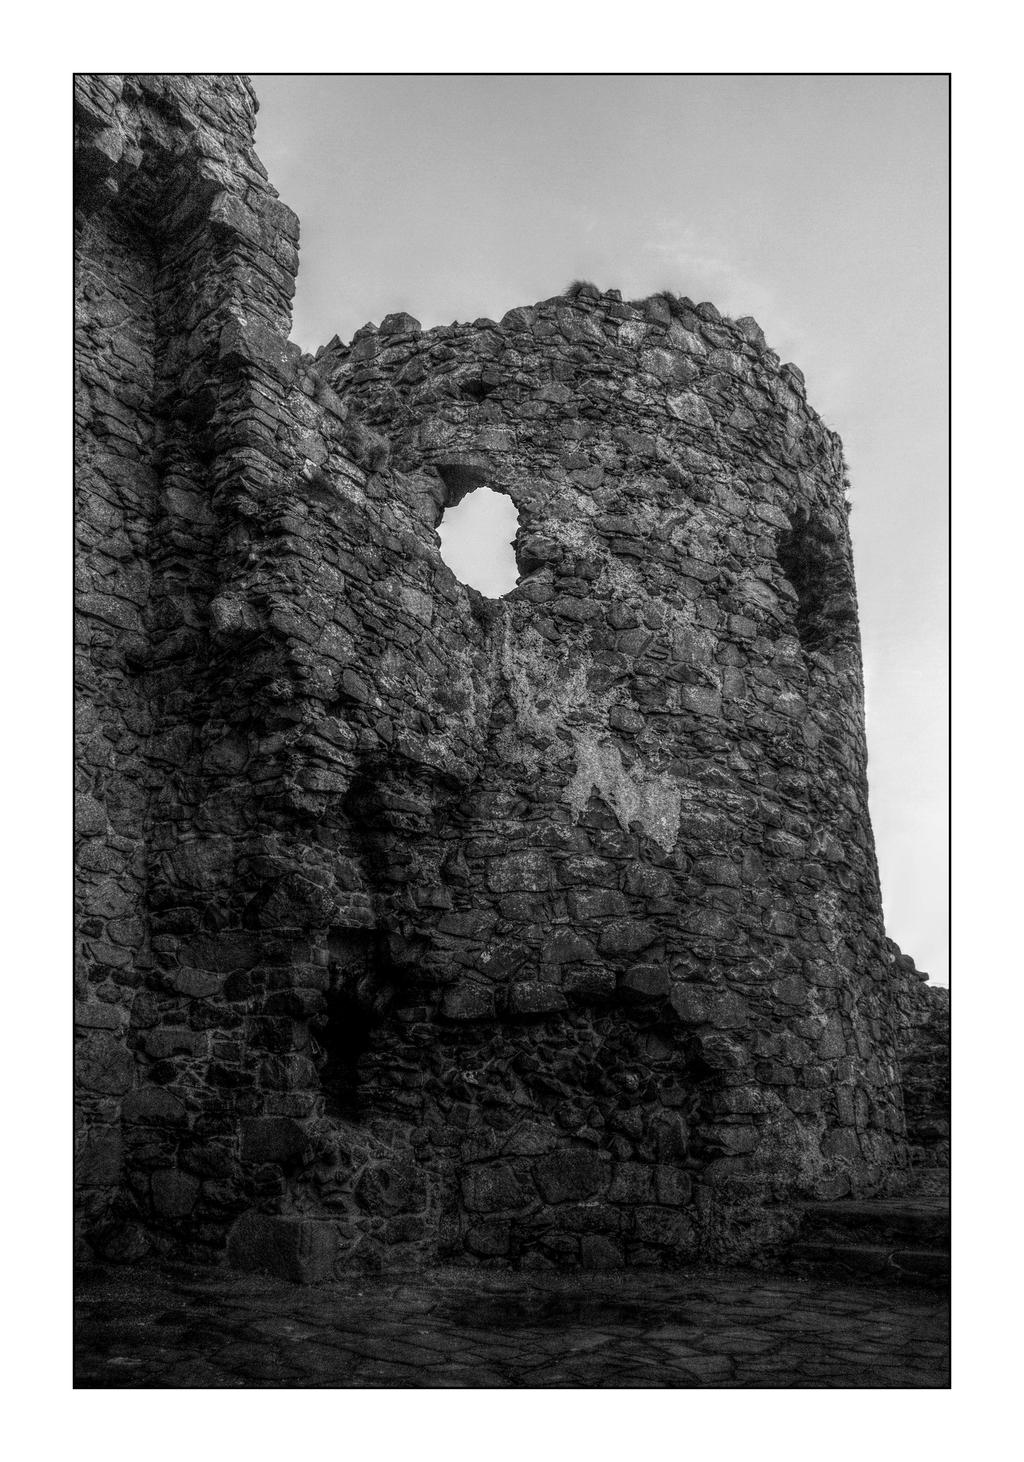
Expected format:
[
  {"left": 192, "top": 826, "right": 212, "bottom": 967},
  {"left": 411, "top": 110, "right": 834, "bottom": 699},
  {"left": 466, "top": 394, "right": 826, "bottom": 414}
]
[{"left": 74, "top": 1261, "right": 949, "bottom": 1389}]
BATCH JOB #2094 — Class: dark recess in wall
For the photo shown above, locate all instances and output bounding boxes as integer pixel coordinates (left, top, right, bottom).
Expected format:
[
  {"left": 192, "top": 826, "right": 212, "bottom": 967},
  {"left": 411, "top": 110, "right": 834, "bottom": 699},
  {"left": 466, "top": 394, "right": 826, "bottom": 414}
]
[{"left": 778, "top": 513, "right": 854, "bottom": 653}]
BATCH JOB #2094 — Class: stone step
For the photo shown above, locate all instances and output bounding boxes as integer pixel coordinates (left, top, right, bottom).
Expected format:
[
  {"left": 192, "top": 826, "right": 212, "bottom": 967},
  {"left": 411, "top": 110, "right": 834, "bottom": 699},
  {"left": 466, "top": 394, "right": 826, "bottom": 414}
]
[
  {"left": 796, "top": 1197, "right": 949, "bottom": 1249},
  {"left": 906, "top": 1167, "right": 950, "bottom": 1199},
  {"left": 788, "top": 1240, "right": 949, "bottom": 1289}
]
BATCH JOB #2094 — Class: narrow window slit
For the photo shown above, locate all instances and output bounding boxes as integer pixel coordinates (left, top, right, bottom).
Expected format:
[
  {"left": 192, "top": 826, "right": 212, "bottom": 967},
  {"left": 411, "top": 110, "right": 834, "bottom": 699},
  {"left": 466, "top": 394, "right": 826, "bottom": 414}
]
[{"left": 778, "top": 512, "right": 857, "bottom": 654}]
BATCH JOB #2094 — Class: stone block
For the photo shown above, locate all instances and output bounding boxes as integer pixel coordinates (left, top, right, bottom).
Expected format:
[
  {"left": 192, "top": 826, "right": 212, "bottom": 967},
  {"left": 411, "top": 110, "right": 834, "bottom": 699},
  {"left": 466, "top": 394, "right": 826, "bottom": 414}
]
[
  {"left": 544, "top": 930, "right": 597, "bottom": 964},
  {"left": 818, "top": 1015, "right": 849, "bottom": 1060},
  {"left": 461, "top": 1163, "right": 532, "bottom": 1213},
  {"left": 241, "top": 1117, "right": 306, "bottom": 1166},
  {"left": 354, "top": 1160, "right": 426, "bottom": 1215},
  {"left": 669, "top": 984, "right": 749, "bottom": 1029},
  {"left": 609, "top": 1161, "right": 655, "bottom": 1204},
  {"left": 550, "top": 1201, "right": 621, "bottom": 1234},
  {"left": 75, "top": 1030, "right": 133, "bottom": 1095},
  {"left": 77, "top": 1127, "right": 122, "bottom": 1187},
  {"left": 151, "top": 1168, "right": 200, "bottom": 1218},
  {"left": 74, "top": 792, "right": 107, "bottom": 836},
  {"left": 568, "top": 888, "right": 628, "bottom": 920},
  {"left": 717, "top": 1124, "right": 759, "bottom": 1154},
  {"left": 121, "top": 1086, "right": 187, "bottom": 1126},
  {"left": 507, "top": 981, "right": 567, "bottom": 1016},
  {"left": 679, "top": 686, "right": 721, "bottom": 717},
  {"left": 654, "top": 1165, "right": 693, "bottom": 1206},
  {"left": 821, "top": 1127, "right": 862, "bottom": 1163},
  {"left": 648, "top": 1110, "right": 691, "bottom": 1162},
  {"left": 465, "top": 1220, "right": 511, "bottom": 1257},
  {"left": 534, "top": 1150, "right": 609, "bottom": 1204},
  {"left": 598, "top": 920, "right": 658, "bottom": 956},
  {"left": 580, "top": 1235, "right": 623, "bottom": 1269},
  {"left": 487, "top": 851, "right": 550, "bottom": 893},
  {"left": 227, "top": 1211, "right": 339, "bottom": 1284},
  {"left": 379, "top": 311, "right": 421, "bottom": 335},
  {"left": 618, "top": 962, "right": 669, "bottom": 1000},
  {"left": 441, "top": 984, "right": 496, "bottom": 1021},
  {"left": 143, "top": 1027, "right": 210, "bottom": 1060},
  {"left": 75, "top": 1000, "right": 125, "bottom": 1030},
  {"left": 609, "top": 704, "right": 644, "bottom": 734},
  {"left": 634, "top": 1206, "right": 696, "bottom": 1249},
  {"left": 562, "top": 966, "right": 617, "bottom": 1001}
]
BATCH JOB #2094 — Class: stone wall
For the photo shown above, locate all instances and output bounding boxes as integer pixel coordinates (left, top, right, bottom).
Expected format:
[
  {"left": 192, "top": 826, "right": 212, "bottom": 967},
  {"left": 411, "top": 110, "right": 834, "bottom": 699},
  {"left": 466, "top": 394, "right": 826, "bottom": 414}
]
[
  {"left": 75, "top": 71, "right": 306, "bottom": 1256},
  {"left": 890, "top": 943, "right": 950, "bottom": 1171},
  {"left": 75, "top": 73, "right": 945, "bottom": 1278}
]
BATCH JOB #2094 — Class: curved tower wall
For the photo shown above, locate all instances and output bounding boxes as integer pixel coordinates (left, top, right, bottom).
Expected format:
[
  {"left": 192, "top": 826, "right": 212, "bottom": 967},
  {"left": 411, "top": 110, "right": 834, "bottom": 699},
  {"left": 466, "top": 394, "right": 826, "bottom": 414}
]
[
  {"left": 75, "top": 73, "right": 912, "bottom": 1277},
  {"left": 308, "top": 293, "right": 907, "bottom": 1241}
]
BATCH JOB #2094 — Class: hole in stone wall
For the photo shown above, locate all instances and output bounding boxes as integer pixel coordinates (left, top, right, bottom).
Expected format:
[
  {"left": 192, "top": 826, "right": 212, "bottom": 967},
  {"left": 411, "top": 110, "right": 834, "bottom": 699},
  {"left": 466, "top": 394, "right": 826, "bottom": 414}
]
[
  {"left": 460, "top": 377, "right": 499, "bottom": 402},
  {"left": 777, "top": 513, "right": 857, "bottom": 654},
  {"left": 314, "top": 930, "right": 388, "bottom": 1119},
  {"left": 438, "top": 486, "right": 520, "bottom": 598},
  {"left": 316, "top": 987, "right": 377, "bottom": 1119}
]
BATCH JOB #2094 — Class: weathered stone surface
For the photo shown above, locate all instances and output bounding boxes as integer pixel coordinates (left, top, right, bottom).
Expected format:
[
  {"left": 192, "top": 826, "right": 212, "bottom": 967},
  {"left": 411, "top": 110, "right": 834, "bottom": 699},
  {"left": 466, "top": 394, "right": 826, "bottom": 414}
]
[
  {"left": 240, "top": 1118, "right": 306, "bottom": 1166},
  {"left": 507, "top": 981, "right": 567, "bottom": 1016},
  {"left": 76, "top": 1031, "right": 134, "bottom": 1095},
  {"left": 461, "top": 1164, "right": 532, "bottom": 1213},
  {"left": 618, "top": 963, "right": 670, "bottom": 1001},
  {"left": 75, "top": 1261, "right": 950, "bottom": 1387},
  {"left": 227, "top": 1212, "right": 338, "bottom": 1284},
  {"left": 151, "top": 1169, "right": 200, "bottom": 1219},
  {"left": 670, "top": 985, "right": 749, "bottom": 1029},
  {"left": 890, "top": 943, "right": 950, "bottom": 1169},
  {"left": 74, "top": 72, "right": 946, "bottom": 1278},
  {"left": 77, "top": 1128, "right": 123, "bottom": 1187},
  {"left": 534, "top": 1151, "right": 609, "bottom": 1204}
]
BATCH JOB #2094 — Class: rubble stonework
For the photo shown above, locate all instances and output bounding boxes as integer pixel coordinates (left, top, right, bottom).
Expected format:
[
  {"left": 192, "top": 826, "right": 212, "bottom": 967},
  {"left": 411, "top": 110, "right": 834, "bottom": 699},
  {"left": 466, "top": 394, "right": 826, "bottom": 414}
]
[
  {"left": 75, "top": 73, "right": 947, "bottom": 1278},
  {"left": 890, "top": 944, "right": 950, "bottom": 1170}
]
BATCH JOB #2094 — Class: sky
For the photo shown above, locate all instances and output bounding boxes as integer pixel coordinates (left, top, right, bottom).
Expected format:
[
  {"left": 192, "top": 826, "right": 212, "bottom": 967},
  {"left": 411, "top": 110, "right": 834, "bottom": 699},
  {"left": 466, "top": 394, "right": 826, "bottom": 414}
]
[
  {"left": 436, "top": 487, "right": 521, "bottom": 597},
  {"left": 252, "top": 74, "right": 949, "bottom": 984}
]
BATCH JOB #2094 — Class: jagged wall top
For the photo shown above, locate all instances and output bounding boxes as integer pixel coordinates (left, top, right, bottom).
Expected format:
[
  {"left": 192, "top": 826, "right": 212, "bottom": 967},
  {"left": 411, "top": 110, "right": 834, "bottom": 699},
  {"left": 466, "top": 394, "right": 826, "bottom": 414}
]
[{"left": 75, "top": 73, "right": 298, "bottom": 344}]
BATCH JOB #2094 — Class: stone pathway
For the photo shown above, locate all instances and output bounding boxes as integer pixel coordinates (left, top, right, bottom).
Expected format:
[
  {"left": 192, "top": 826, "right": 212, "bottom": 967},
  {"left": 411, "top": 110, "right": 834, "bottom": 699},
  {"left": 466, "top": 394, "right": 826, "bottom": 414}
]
[{"left": 75, "top": 1261, "right": 949, "bottom": 1388}]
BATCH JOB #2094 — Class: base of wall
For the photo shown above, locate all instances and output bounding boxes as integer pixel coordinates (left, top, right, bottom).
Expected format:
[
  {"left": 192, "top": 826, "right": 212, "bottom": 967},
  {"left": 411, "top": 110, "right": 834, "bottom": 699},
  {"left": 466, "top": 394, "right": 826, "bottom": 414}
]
[{"left": 226, "top": 1212, "right": 340, "bottom": 1285}]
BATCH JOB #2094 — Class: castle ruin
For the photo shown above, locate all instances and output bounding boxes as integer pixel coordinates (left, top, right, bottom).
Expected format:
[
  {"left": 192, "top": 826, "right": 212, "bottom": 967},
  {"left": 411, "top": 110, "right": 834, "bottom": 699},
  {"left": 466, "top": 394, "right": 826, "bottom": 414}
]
[{"left": 74, "top": 73, "right": 947, "bottom": 1281}]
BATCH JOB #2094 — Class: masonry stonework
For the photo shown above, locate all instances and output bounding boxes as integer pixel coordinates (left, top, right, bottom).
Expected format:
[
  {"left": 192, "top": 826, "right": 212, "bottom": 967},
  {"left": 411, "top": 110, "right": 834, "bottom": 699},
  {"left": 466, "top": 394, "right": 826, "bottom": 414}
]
[{"left": 75, "top": 73, "right": 948, "bottom": 1279}]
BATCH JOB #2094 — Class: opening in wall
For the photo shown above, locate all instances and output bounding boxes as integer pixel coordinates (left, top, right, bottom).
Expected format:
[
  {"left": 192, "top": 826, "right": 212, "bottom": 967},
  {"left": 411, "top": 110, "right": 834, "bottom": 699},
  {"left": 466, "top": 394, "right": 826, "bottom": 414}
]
[
  {"left": 777, "top": 511, "right": 857, "bottom": 654},
  {"left": 315, "top": 987, "right": 377, "bottom": 1118},
  {"left": 438, "top": 486, "right": 520, "bottom": 597},
  {"left": 313, "top": 929, "right": 388, "bottom": 1119}
]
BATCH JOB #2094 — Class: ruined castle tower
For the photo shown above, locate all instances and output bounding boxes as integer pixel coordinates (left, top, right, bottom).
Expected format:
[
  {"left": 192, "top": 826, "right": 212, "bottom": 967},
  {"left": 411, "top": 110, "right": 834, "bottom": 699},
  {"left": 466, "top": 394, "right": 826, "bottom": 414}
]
[{"left": 75, "top": 73, "right": 933, "bottom": 1279}]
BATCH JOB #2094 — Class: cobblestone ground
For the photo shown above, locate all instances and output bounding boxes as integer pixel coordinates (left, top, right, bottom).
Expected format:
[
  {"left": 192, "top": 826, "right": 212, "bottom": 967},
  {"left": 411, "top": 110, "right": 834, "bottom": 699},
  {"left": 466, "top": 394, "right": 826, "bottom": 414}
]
[{"left": 74, "top": 1261, "right": 949, "bottom": 1388}]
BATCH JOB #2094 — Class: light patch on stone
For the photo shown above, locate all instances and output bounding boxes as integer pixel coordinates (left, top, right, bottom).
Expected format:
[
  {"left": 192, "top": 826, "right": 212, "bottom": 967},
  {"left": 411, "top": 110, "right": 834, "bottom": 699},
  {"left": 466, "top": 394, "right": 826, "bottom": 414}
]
[
  {"left": 328, "top": 462, "right": 370, "bottom": 508},
  {"left": 811, "top": 887, "right": 847, "bottom": 955},
  {"left": 398, "top": 584, "right": 433, "bottom": 625},
  {"left": 751, "top": 1091, "right": 826, "bottom": 1189},
  {"left": 551, "top": 501, "right": 601, "bottom": 537},
  {"left": 666, "top": 322, "right": 708, "bottom": 355},
  {"left": 666, "top": 392, "right": 715, "bottom": 427},
  {"left": 599, "top": 554, "right": 655, "bottom": 602},
  {"left": 496, "top": 628, "right": 682, "bottom": 862},
  {"left": 616, "top": 320, "right": 648, "bottom": 348},
  {"left": 497, "top": 623, "right": 595, "bottom": 770},
  {"left": 566, "top": 735, "right": 681, "bottom": 852}
]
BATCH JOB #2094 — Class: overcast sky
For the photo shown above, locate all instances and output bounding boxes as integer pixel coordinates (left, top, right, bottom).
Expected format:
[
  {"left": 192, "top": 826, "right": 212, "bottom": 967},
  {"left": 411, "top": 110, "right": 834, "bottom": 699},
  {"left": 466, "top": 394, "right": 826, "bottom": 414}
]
[{"left": 252, "top": 74, "right": 948, "bottom": 984}]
